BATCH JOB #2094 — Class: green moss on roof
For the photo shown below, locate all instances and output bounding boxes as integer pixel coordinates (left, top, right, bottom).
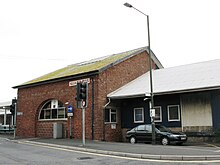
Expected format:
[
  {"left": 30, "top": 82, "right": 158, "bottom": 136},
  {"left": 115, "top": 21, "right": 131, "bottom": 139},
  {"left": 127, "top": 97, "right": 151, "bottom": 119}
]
[{"left": 20, "top": 47, "right": 145, "bottom": 86}]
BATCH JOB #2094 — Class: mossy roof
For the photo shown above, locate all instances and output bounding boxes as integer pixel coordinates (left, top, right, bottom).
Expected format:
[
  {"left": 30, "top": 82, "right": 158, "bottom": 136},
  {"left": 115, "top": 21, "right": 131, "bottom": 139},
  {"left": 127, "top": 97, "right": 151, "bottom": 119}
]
[{"left": 15, "top": 47, "right": 148, "bottom": 88}]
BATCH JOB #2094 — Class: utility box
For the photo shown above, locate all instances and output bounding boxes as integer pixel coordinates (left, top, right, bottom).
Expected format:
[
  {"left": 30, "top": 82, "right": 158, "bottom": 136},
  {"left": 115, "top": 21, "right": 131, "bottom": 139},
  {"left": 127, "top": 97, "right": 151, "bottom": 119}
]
[{"left": 53, "top": 123, "right": 63, "bottom": 139}]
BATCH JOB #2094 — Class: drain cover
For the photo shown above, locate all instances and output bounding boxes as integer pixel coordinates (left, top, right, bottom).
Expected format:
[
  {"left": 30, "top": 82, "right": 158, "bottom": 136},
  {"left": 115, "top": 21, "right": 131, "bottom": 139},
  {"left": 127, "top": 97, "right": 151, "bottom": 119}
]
[{"left": 77, "top": 157, "right": 93, "bottom": 160}]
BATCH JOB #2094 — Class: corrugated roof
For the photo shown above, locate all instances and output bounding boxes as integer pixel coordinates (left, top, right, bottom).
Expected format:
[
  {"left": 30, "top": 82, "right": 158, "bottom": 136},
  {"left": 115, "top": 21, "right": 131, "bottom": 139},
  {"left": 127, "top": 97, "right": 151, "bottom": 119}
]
[
  {"left": 14, "top": 47, "right": 163, "bottom": 88},
  {"left": 108, "top": 59, "right": 220, "bottom": 99}
]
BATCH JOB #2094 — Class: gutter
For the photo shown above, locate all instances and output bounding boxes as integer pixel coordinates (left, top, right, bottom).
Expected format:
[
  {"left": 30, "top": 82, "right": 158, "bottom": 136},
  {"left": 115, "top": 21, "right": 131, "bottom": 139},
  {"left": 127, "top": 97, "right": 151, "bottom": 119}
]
[
  {"left": 91, "top": 77, "right": 95, "bottom": 140},
  {"left": 104, "top": 98, "right": 111, "bottom": 108},
  {"left": 108, "top": 86, "right": 220, "bottom": 100},
  {"left": 155, "top": 86, "right": 220, "bottom": 96},
  {"left": 103, "top": 98, "right": 111, "bottom": 141}
]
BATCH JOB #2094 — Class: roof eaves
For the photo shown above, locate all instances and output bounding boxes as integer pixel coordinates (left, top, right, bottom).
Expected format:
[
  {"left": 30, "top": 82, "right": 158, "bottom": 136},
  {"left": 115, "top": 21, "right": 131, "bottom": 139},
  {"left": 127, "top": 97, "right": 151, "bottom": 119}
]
[
  {"left": 109, "top": 94, "right": 146, "bottom": 100},
  {"left": 155, "top": 86, "right": 220, "bottom": 96},
  {"left": 108, "top": 86, "right": 220, "bottom": 100},
  {"left": 13, "top": 70, "right": 99, "bottom": 89}
]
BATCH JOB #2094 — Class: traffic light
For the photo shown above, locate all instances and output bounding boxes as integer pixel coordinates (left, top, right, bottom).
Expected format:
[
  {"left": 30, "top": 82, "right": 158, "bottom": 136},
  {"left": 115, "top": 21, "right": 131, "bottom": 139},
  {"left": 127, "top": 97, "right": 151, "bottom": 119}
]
[
  {"left": 76, "top": 82, "right": 81, "bottom": 101},
  {"left": 76, "top": 81, "right": 88, "bottom": 108},
  {"left": 10, "top": 104, "right": 15, "bottom": 115},
  {"left": 10, "top": 98, "right": 17, "bottom": 116}
]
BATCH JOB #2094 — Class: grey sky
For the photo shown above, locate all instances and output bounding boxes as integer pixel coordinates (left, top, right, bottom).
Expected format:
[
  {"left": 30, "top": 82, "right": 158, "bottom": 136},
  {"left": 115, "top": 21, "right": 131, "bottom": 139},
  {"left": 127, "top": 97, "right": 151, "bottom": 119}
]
[{"left": 0, "top": 0, "right": 219, "bottom": 101}]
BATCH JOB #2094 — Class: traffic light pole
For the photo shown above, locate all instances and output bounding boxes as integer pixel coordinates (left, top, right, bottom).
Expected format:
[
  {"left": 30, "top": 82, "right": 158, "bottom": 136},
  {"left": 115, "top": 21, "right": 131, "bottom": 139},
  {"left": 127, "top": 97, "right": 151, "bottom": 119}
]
[
  {"left": 82, "top": 107, "right": 85, "bottom": 146},
  {"left": 76, "top": 81, "right": 88, "bottom": 146},
  {"left": 69, "top": 116, "right": 72, "bottom": 139},
  {"left": 14, "top": 102, "right": 17, "bottom": 139}
]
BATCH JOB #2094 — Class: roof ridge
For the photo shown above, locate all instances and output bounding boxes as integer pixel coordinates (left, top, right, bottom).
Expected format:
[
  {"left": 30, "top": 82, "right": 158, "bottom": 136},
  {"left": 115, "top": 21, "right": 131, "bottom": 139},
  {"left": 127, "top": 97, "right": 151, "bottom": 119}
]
[{"left": 68, "top": 47, "right": 147, "bottom": 67}]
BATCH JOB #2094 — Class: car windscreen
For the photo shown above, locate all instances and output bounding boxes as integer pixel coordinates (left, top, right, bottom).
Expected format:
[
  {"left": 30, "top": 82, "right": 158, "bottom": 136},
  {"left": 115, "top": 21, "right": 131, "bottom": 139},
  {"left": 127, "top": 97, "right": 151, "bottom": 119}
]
[{"left": 155, "top": 125, "right": 171, "bottom": 132}]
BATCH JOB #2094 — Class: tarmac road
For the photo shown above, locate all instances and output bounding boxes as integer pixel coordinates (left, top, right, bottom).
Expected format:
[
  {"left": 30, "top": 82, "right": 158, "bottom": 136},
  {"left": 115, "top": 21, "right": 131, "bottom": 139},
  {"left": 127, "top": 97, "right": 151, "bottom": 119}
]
[
  {"left": 0, "top": 138, "right": 220, "bottom": 165},
  {"left": 19, "top": 138, "right": 220, "bottom": 161},
  {"left": 1, "top": 133, "right": 220, "bottom": 161}
]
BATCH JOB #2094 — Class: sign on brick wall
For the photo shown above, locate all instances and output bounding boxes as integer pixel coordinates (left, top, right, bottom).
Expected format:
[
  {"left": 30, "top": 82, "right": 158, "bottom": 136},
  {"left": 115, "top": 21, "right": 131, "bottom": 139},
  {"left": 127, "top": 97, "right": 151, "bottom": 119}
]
[{"left": 69, "top": 78, "right": 90, "bottom": 87}]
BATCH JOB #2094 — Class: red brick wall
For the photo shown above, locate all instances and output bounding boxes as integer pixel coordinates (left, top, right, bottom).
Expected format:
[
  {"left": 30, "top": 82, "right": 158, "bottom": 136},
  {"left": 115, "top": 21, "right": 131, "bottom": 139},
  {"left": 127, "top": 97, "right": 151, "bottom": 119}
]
[
  {"left": 93, "top": 51, "right": 150, "bottom": 141},
  {"left": 37, "top": 121, "right": 67, "bottom": 138},
  {"left": 16, "top": 51, "right": 151, "bottom": 141},
  {"left": 16, "top": 76, "right": 96, "bottom": 139},
  {"left": 16, "top": 80, "right": 75, "bottom": 138}
]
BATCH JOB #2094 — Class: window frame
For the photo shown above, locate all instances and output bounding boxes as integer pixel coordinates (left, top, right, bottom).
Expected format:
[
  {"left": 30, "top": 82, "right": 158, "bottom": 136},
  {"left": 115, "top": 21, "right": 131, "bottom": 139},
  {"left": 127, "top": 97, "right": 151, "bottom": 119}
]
[
  {"left": 154, "top": 106, "right": 162, "bottom": 122},
  {"left": 134, "top": 107, "right": 144, "bottom": 123},
  {"left": 105, "top": 109, "right": 117, "bottom": 123},
  {"left": 38, "top": 100, "right": 67, "bottom": 121},
  {"left": 167, "top": 105, "right": 180, "bottom": 122}
]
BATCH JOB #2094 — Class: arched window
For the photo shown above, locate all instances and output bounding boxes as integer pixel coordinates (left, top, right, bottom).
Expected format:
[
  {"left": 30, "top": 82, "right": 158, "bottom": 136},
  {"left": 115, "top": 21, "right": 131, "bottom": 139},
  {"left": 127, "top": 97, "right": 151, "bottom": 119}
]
[{"left": 39, "top": 99, "right": 67, "bottom": 120}]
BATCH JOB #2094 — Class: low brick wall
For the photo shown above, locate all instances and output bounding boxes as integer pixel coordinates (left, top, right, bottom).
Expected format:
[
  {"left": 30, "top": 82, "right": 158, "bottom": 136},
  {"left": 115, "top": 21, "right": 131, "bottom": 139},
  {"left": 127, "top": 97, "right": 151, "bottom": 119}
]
[
  {"left": 121, "top": 128, "right": 129, "bottom": 142},
  {"left": 183, "top": 126, "right": 215, "bottom": 142},
  {"left": 37, "top": 121, "right": 68, "bottom": 138}
]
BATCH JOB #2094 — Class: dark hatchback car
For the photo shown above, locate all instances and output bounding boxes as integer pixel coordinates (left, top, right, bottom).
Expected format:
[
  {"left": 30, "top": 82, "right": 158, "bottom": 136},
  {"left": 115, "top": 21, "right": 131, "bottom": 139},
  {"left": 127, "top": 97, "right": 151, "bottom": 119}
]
[{"left": 126, "top": 124, "right": 187, "bottom": 145}]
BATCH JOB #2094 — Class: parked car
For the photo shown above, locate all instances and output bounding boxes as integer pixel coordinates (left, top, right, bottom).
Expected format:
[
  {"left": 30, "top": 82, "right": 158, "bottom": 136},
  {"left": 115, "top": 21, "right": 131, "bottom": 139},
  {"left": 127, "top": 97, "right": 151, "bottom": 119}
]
[
  {"left": 0, "top": 124, "right": 14, "bottom": 132},
  {"left": 126, "top": 124, "right": 187, "bottom": 145}
]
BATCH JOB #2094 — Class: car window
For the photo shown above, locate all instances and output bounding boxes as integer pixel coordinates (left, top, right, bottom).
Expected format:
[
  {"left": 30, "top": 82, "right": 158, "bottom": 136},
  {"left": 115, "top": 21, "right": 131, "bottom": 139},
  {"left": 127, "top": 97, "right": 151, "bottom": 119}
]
[
  {"left": 137, "top": 125, "right": 146, "bottom": 131},
  {"left": 146, "top": 125, "right": 152, "bottom": 133}
]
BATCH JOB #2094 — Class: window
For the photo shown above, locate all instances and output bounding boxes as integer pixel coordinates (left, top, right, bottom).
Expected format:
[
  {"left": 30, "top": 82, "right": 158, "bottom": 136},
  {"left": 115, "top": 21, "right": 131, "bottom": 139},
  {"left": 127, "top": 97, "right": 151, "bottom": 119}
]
[
  {"left": 134, "top": 108, "right": 144, "bottom": 123},
  {"left": 154, "top": 106, "right": 162, "bottom": 122},
  {"left": 145, "top": 125, "right": 152, "bottom": 133},
  {"left": 39, "top": 100, "right": 67, "bottom": 120},
  {"left": 105, "top": 109, "right": 117, "bottom": 123},
  {"left": 168, "top": 105, "right": 180, "bottom": 121},
  {"left": 137, "top": 125, "right": 146, "bottom": 131}
]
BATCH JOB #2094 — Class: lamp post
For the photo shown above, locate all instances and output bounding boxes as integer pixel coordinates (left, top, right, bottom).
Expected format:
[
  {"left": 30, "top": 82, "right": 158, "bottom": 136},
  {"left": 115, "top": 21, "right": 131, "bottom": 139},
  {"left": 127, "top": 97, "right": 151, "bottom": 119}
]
[{"left": 124, "top": 2, "right": 156, "bottom": 145}]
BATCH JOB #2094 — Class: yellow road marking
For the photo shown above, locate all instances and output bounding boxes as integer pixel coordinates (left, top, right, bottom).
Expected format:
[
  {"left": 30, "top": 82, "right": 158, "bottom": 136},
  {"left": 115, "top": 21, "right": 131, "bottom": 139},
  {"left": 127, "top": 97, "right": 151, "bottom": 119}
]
[{"left": 204, "top": 143, "right": 220, "bottom": 149}]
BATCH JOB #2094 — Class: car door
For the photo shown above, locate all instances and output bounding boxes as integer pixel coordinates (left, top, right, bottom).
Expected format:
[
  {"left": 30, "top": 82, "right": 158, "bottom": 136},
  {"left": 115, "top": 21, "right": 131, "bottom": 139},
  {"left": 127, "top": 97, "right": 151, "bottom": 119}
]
[
  {"left": 135, "top": 125, "right": 147, "bottom": 142},
  {"left": 145, "top": 125, "right": 153, "bottom": 142}
]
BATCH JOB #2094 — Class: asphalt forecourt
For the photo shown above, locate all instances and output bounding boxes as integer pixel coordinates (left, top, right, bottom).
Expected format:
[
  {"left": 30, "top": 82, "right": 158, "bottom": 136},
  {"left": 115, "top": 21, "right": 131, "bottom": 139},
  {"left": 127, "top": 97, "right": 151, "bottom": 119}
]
[{"left": 13, "top": 139, "right": 220, "bottom": 162}]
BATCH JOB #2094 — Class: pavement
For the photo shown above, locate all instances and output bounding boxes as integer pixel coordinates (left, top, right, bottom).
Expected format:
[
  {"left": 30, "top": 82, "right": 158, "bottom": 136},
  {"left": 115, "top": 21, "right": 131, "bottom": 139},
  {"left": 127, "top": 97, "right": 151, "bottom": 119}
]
[{"left": 1, "top": 133, "right": 220, "bottom": 161}]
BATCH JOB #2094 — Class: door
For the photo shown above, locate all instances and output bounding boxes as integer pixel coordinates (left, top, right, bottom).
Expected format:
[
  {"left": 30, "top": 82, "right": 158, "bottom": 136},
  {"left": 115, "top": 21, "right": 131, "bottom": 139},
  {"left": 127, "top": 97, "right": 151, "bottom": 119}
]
[
  {"left": 135, "top": 125, "right": 147, "bottom": 142},
  {"left": 145, "top": 125, "right": 153, "bottom": 142}
]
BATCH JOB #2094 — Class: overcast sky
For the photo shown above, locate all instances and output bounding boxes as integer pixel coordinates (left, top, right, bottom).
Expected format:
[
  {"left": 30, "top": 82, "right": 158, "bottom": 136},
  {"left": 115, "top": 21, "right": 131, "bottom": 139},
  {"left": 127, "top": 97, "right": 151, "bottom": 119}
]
[{"left": 0, "top": 0, "right": 220, "bottom": 102}]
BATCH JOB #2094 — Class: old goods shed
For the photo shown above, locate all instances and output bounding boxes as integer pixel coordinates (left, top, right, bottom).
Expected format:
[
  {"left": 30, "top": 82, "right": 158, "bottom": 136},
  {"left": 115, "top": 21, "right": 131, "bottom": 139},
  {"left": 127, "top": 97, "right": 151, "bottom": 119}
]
[
  {"left": 108, "top": 59, "right": 220, "bottom": 141},
  {"left": 13, "top": 47, "right": 163, "bottom": 141}
]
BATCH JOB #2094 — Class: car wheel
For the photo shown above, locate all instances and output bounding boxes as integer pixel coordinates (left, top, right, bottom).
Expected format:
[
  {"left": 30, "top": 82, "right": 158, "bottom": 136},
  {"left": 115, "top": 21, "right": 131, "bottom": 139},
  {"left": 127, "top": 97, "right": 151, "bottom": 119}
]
[
  {"left": 161, "top": 137, "right": 169, "bottom": 145},
  {"left": 130, "top": 136, "right": 136, "bottom": 144}
]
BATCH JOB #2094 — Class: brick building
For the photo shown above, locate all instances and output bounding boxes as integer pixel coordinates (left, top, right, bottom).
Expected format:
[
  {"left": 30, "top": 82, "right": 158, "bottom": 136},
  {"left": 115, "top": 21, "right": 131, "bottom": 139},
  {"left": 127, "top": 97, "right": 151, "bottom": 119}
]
[
  {"left": 13, "top": 47, "right": 163, "bottom": 141},
  {"left": 108, "top": 59, "right": 220, "bottom": 142}
]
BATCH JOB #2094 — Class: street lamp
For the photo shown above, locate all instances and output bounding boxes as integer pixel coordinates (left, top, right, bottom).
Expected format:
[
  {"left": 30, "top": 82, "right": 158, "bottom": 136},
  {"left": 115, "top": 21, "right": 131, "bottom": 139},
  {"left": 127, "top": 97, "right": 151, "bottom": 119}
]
[{"left": 124, "top": 2, "right": 156, "bottom": 145}]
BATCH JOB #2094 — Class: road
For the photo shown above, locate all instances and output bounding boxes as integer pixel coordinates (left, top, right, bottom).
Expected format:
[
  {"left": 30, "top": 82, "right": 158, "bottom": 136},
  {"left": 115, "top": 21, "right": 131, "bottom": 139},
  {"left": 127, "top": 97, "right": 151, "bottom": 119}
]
[{"left": 0, "top": 138, "right": 220, "bottom": 165}]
